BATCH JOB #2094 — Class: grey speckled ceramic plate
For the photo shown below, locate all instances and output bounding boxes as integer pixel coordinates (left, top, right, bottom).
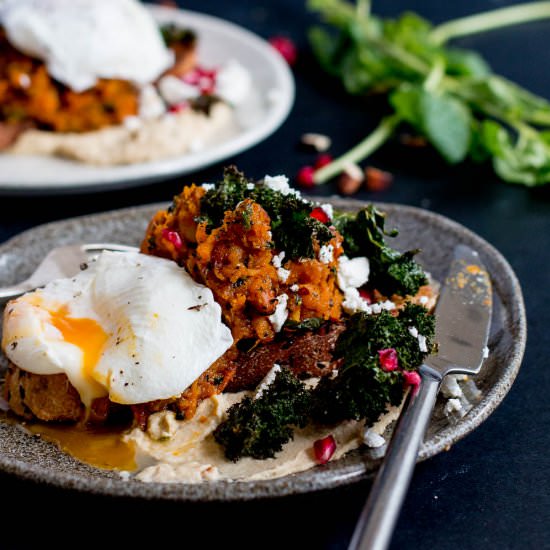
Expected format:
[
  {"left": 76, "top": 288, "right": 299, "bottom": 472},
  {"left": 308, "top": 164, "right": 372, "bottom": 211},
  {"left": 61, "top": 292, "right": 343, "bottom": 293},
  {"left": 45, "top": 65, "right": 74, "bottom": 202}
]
[{"left": 0, "top": 199, "right": 526, "bottom": 501}]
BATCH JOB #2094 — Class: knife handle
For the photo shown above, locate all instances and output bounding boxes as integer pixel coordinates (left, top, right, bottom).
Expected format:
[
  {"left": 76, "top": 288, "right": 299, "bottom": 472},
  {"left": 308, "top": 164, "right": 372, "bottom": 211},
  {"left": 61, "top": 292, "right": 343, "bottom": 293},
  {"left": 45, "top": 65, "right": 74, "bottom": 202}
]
[{"left": 348, "top": 366, "right": 442, "bottom": 550}]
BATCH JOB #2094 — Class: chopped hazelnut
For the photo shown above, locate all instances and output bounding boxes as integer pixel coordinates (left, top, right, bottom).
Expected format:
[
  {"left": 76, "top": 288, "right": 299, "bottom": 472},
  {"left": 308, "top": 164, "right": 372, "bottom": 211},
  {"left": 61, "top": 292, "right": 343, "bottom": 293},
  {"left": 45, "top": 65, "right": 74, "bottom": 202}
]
[
  {"left": 337, "top": 163, "right": 364, "bottom": 195},
  {"left": 364, "top": 167, "right": 393, "bottom": 192}
]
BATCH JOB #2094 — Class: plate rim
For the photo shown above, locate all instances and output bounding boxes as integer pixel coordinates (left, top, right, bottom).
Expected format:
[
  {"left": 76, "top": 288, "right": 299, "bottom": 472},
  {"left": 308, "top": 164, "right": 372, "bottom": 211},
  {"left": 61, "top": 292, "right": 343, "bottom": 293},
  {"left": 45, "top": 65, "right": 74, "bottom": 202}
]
[
  {"left": 0, "top": 7, "right": 295, "bottom": 194},
  {"left": 0, "top": 199, "right": 527, "bottom": 501}
]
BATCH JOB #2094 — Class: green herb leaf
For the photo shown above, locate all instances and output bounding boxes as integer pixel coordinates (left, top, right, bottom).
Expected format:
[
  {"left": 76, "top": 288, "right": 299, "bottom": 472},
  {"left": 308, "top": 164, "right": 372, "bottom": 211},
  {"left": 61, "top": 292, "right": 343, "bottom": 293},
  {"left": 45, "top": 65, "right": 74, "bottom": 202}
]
[
  {"left": 284, "top": 317, "right": 325, "bottom": 331},
  {"left": 391, "top": 85, "right": 472, "bottom": 163},
  {"left": 308, "top": 0, "right": 550, "bottom": 186},
  {"left": 200, "top": 167, "right": 332, "bottom": 259},
  {"left": 333, "top": 205, "right": 427, "bottom": 296},
  {"left": 213, "top": 368, "right": 311, "bottom": 461}
]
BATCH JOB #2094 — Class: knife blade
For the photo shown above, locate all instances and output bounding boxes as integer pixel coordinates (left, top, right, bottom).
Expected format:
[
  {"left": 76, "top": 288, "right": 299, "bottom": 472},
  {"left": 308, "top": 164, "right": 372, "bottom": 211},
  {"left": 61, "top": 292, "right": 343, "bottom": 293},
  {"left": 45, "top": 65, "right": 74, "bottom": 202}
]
[
  {"left": 349, "top": 244, "right": 493, "bottom": 550},
  {"left": 427, "top": 244, "right": 492, "bottom": 376}
]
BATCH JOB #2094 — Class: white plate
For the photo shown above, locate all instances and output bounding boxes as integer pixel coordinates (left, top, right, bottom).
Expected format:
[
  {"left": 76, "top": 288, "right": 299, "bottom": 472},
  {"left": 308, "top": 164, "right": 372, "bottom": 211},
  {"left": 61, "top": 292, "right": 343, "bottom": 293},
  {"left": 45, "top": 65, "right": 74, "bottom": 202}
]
[{"left": 0, "top": 7, "right": 294, "bottom": 194}]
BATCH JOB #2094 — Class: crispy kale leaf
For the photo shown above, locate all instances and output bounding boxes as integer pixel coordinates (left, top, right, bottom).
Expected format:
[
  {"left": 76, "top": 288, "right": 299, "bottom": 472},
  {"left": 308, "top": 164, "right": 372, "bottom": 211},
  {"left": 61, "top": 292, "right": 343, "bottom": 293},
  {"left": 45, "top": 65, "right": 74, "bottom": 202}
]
[
  {"left": 213, "top": 368, "right": 311, "bottom": 461},
  {"left": 311, "top": 303, "right": 435, "bottom": 424},
  {"left": 199, "top": 166, "right": 332, "bottom": 259},
  {"left": 333, "top": 205, "right": 427, "bottom": 296},
  {"left": 214, "top": 304, "right": 435, "bottom": 460}
]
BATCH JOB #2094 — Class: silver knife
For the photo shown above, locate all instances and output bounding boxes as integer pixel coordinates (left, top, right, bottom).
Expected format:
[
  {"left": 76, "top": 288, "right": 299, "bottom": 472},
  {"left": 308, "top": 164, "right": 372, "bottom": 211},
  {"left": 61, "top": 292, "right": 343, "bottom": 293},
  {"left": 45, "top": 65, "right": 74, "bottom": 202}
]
[{"left": 349, "top": 244, "right": 493, "bottom": 550}]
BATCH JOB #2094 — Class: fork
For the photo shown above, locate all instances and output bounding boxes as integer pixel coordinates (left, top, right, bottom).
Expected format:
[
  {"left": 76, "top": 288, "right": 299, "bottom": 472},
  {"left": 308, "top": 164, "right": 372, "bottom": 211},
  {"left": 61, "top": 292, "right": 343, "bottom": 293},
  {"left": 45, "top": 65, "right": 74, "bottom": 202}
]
[{"left": 0, "top": 243, "right": 138, "bottom": 304}]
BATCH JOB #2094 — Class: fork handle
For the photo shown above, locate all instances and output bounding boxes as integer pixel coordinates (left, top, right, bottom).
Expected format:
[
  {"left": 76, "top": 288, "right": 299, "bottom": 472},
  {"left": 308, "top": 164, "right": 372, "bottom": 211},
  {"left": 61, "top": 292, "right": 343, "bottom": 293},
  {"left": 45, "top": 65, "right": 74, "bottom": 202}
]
[{"left": 348, "top": 366, "right": 442, "bottom": 550}]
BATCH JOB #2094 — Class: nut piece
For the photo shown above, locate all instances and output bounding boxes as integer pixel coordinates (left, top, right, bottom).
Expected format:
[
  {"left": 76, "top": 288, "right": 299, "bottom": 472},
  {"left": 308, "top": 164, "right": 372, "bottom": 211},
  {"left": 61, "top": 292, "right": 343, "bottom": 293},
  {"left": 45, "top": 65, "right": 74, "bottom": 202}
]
[
  {"left": 301, "top": 133, "right": 332, "bottom": 152},
  {"left": 364, "top": 167, "right": 393, "bottom": 192},
  {"left": 337, "top": 163, "right": 364, "bottom": 195}
]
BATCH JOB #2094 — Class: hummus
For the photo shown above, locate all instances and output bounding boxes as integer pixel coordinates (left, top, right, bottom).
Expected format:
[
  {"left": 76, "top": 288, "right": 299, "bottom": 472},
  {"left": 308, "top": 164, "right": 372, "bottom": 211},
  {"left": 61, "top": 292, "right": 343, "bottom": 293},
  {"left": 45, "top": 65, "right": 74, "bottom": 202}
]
[
  {"left": 7, "top": 102, "right": 234, "bottom": 165},
  {"left": 125, "top": 385, "right": 402, "bottom": 484}
]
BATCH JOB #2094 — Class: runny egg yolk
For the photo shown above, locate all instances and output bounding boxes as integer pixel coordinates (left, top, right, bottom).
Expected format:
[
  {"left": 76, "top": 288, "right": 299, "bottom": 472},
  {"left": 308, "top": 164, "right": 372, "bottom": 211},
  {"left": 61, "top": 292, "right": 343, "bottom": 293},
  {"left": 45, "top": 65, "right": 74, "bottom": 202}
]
[{"left": 49, "top": 308, "right": 109, "bottom": 386}]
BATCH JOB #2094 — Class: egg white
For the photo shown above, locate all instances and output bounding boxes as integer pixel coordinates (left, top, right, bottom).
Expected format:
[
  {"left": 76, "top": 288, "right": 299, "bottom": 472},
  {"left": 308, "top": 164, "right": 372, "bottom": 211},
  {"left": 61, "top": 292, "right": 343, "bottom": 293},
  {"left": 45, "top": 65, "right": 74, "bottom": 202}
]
[
  {"left": 1, "top": 251, "right": 234, "bottom": 407},
  {"left": 0, "top": 0, "right": 174, "bottom": 92}
]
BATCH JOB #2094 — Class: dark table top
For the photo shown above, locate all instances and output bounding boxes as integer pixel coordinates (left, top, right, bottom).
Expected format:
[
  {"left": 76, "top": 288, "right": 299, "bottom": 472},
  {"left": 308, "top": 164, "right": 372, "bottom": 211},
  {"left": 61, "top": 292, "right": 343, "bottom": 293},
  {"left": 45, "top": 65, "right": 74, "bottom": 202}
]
[{"left": 1, "top": 1, "right": 549, "bottom": 548}]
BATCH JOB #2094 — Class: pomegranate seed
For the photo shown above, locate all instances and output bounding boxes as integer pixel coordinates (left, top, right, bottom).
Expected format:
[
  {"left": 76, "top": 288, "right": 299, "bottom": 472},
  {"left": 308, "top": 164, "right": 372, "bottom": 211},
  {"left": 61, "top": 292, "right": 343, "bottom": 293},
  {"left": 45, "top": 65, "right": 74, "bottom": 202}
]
[
  {"left": 182, "top": 69, "right": 201, "bottom": 86},
  {"left": 169, "top": 102, "right": 189, "bottom": 113},
  {"left": 269, "top": 36, "right": 297, "bottom": 66},
  {"left": 162, "top": 229, "right": 183, "bottom": 250},
  {"left": 378, "top": 348, "right": 398, "bottom": 372},
  {"left": 365, "top": 167, "right": 393, "bottom": 192},
  {"left": 313, "top": 434, "right": 336, "bottom": 464},
  {"left": 296, "top": 165, "right": 315, "bottom": 188},
  {"left": 403, "top": 370, "right": 421, "bottom": 389},
  {"left": 310, "top": 206, "right": 330, "bottom": 224},
  {"left": 314, "top": 153, "right": 333, "bottom": 170},
  {"left": 358, "top": 288, "right": 374, "bottom": 304}
]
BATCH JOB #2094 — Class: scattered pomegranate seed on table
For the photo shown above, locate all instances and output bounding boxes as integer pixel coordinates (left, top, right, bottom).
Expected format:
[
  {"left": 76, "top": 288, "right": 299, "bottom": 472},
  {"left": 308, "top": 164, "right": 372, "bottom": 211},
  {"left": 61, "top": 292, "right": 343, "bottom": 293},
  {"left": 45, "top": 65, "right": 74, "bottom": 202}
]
[
  {"left": 314, "top": 153, "right": 333, "bottom": 170},
  {"left": 296, "top": 165, "right": 315, "bottom": 188},
  {"left": 313, "top": 434, "right": 337, "bottom": 464},
  {"left": 268, "top": 36, "right": 297, "bottom": 66}
]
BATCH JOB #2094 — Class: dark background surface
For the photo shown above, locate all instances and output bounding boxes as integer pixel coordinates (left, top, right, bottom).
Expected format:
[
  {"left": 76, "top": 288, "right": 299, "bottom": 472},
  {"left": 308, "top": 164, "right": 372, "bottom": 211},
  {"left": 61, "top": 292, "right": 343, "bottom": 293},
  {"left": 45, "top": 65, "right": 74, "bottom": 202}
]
[{"left": 0, "top": 1, "right": 549, "bottom": 548}]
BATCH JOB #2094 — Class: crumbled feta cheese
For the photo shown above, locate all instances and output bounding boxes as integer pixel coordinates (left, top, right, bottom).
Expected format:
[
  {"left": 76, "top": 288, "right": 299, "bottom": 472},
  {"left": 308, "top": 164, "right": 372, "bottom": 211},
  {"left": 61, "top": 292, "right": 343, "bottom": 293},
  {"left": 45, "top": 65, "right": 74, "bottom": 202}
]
[
  {"left": 18, "top": 73, "right": 31, "bottom": 88},
  {"left": 158, "top": 75, "right": 200, "bottom": 105},
  {"left": 417, "top": 334, "right": 428, "bottom": 353},
  {"left": 255, "top": 364, "right": 282, "bottom": 399},
  {"left": 483, "top": 346, "right": 490, "bottom": 359},
  {"left": 444, "top": 398, "right": 463, "bottom": 416},
  {"left": 123, "top": 116, "right": 142, "bottom": 132},
  {"left": 216, "top": 59, "right": 252, "bottom": 105},
  {"left": 201, "top": 183, "right": 216, "bottom": 191},
  {"left": 320, "top": 203, "right": 334, "bottom": 220},
  {"left": 290, "top": 284, "right": 299, "bottom": 292},
  {"left": 342, "top": 287, "right": 371, "bottom": 314},
  {"left": 139, "top": 84, "right": 166, "bottom": 119},
  {"left": 264, "top": 175, "right": 301, "bottom": 197},
  {"left": 247, "top": 182, "right": 255, "bottom": 190},
  {"left": 277, "top": 267, "right": 291, "bottom": 283},
  {"left": 269, "top": 294, "right": 288, "bottom": 332},
  {"left": 363, "top": 429, "right": 386, "bottom": 448},
  {"left": 380, "top": 300, "right": 396, "bottom": 311},
  {"left": 318, "top": 244, "right": 334, "bottom": 264},
  {"left": 337, "top": 256, "right": 370, "bottom": 290},
  {"left": 408, "top": 326, "right": 427, "bottom": 352},
  {"left": 371, "top": 302, "right": 382, "bottom": 314},
  {"left": 419, "top": 295, "right": 429, "bottom": 305},
  {"left": 272, "top": 250, "right": 285, "bottom": 269},
  {"left": 441, "top": 375, "right": 463, "bottom": 399}
]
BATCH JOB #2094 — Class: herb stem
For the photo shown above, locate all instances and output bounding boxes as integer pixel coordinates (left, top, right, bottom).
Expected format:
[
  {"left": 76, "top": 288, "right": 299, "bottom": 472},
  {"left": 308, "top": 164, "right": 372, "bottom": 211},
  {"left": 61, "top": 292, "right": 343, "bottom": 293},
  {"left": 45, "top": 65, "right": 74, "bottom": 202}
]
[
  {"left": 313, "top": 115, "right": 400, "bottom": 184},
  {"left": 356, "top": 0, "right": 370, "bottom": 19},
  {"left": 431, "top": 1, "right": 550, "bottom": 44}
]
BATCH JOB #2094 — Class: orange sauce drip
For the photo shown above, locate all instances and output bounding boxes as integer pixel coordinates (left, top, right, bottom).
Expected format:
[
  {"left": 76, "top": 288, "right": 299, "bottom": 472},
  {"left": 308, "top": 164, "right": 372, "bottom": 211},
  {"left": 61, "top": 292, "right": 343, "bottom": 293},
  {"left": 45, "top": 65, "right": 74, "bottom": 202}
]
[
  {"left": 49, "top": 308, "right": 108, "bottom": 386},
  {"left": 27, "top": 422, "right": 136, "bottom": 471}
]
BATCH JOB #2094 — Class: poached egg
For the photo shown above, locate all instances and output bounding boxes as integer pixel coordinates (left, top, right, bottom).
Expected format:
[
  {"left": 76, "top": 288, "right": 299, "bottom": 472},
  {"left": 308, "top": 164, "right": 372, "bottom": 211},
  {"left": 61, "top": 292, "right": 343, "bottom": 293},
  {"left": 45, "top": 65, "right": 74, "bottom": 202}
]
[
  {"left": 1, "top": 251, "right": 233, "bottom": 407},
  {"left": 0, "top": 0, "right": 174, "bottom": 92}
]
